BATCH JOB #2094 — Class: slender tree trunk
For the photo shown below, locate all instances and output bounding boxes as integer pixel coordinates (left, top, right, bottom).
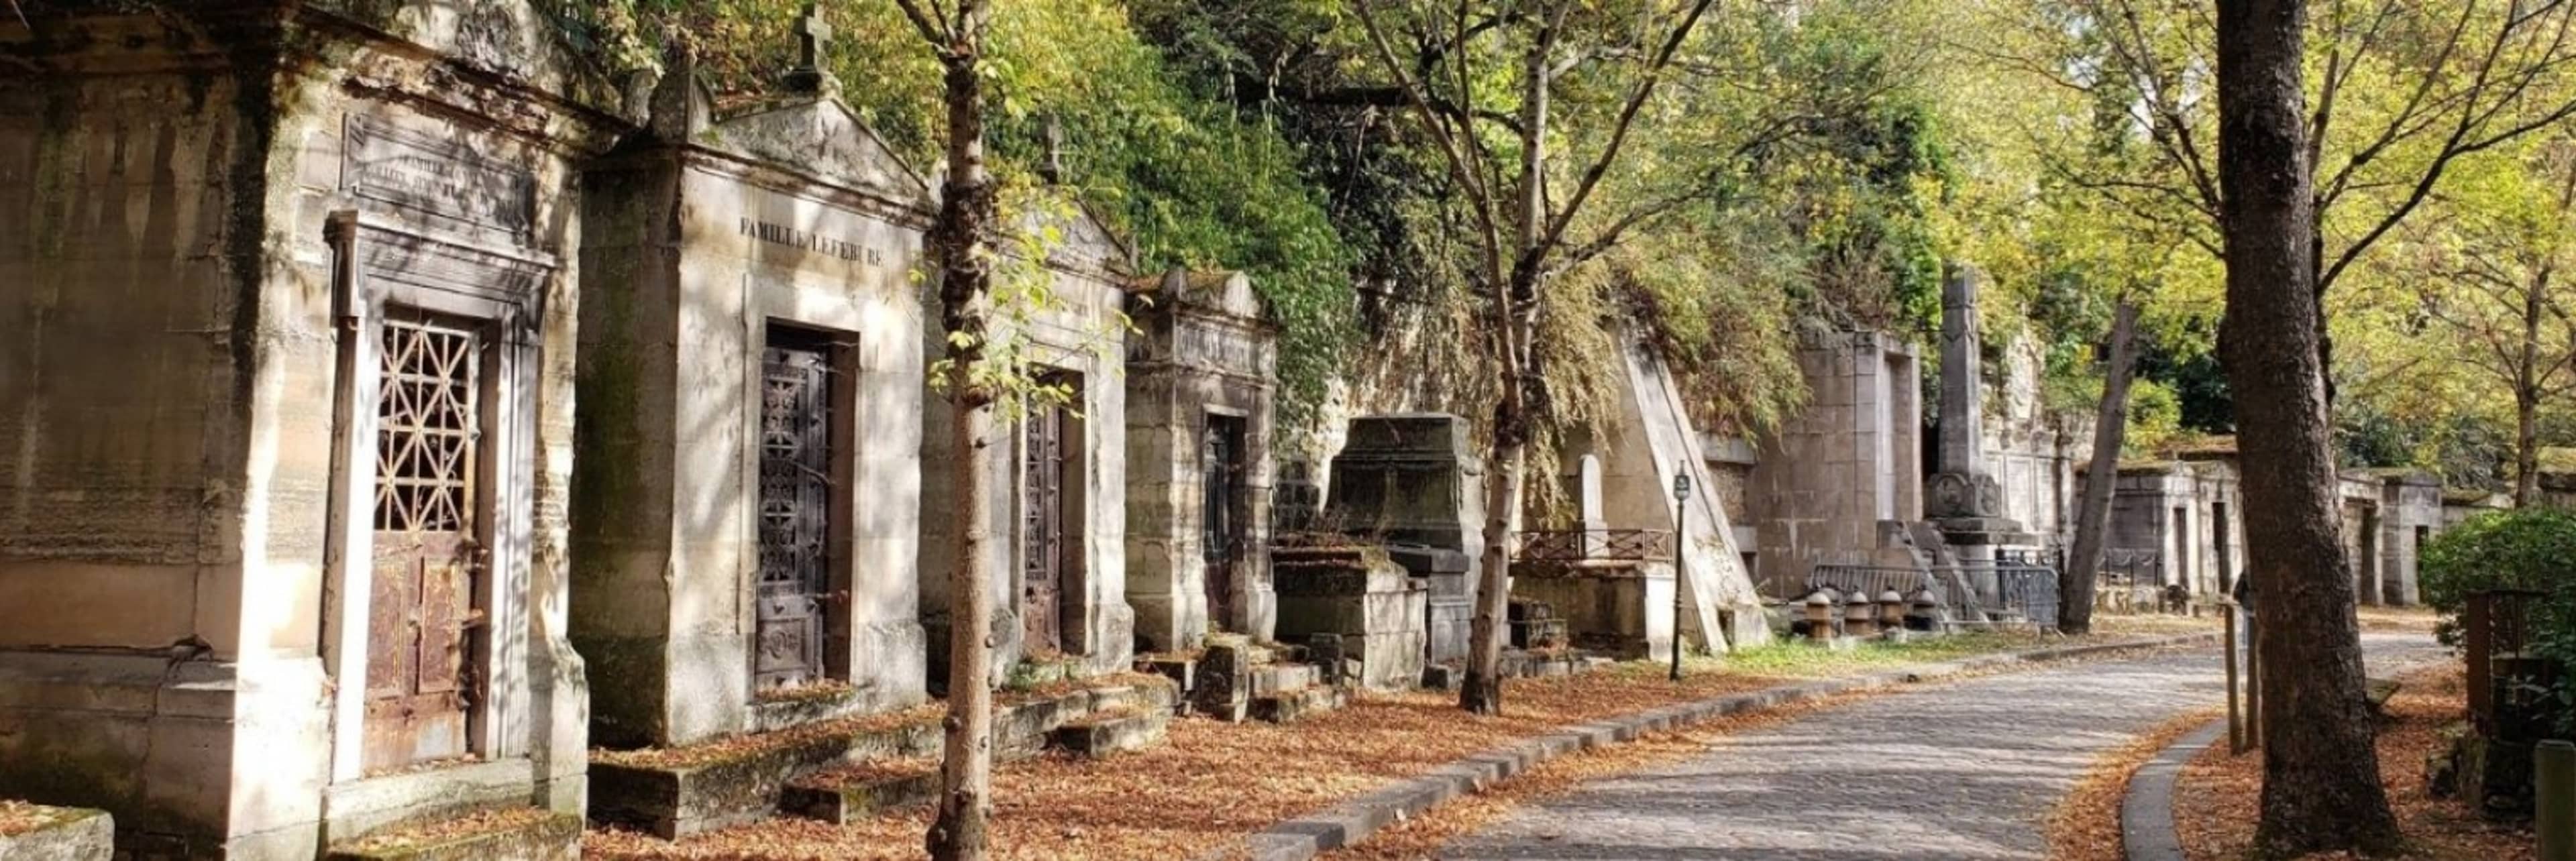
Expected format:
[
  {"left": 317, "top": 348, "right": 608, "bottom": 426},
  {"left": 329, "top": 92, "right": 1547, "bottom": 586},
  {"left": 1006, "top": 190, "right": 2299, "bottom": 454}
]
[
  {"left": 2517, "top": 389, "right": 2540, "bottom": 508},
  {"left": 1460, "top": 431, "right": 1527, "bottom": 713},
  {"left": 2517, "top": 280, "right": 2544, "bottom": 507},
  {"left": 925, "top": 23, "right": 998, "bottom": 861},
  {"left": 1460, "top": 15, "right": 1556, "bottom": 715},
  {"left": 2214, "top": 0, "right": 2404, "bottom": 853},
  {"left": 2060, "top": 300, "right": 2141, "bottom": 634}
]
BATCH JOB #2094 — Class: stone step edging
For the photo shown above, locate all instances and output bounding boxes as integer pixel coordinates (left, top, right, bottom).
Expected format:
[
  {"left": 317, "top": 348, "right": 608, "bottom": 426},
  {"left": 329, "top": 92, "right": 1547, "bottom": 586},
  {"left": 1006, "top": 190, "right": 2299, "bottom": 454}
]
[
  {"left": 1212, "top": 630, "right": 2224, "bottom": 861},
  {"left": 2119, "top": 720, "right": 2229, "bottom": 861}
]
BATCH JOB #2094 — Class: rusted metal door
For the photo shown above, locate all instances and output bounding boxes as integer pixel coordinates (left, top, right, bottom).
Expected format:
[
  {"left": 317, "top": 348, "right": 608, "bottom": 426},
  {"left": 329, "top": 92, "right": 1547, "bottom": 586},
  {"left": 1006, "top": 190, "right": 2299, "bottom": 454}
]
[
  {"left": 365, "top": 310, "right": 486, "bottom": 772},
  {"left": 1022, "top": 396, "right": 1069, "bottom": 654},
  {"left": 755, "top": 336, "right": 835, "bottom": 690},
  {"left": 1201, "top": 416, "right": 1244, "bottom": 629}
]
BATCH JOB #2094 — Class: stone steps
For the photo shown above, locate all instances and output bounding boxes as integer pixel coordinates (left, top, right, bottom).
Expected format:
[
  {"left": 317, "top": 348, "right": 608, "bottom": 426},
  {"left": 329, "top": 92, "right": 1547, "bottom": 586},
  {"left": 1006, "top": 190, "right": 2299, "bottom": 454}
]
[
  {"left": 325, "top": 809, "right": 580, "bottom": 861},
  {"left": 1250, "top": 685, "right": 1347, "bottom": 724},
  {"left": 778, "top": 761, "right": 941, "bottom": 825},
  {"left": 590, "top": 679, "right": 1177, "bottom": 838},
  {"left": 1046, "top": 708, "right": 1171, "bottom": 757}
]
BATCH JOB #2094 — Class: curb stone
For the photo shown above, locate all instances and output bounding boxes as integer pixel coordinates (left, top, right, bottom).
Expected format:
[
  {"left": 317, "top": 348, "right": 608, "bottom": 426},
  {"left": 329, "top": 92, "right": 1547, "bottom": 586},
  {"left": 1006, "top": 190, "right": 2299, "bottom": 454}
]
[
  {"left": 2121, "top": 720, "right": 2227, "bottom": 861},
  {"left": 1208, "top": 630, "right": 2224, "bottom": 861}
]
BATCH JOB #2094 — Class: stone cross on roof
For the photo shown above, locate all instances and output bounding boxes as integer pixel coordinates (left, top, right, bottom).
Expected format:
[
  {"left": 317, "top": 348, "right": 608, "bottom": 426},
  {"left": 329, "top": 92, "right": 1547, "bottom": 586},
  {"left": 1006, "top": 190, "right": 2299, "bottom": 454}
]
[{"left": 786, "top": 3, "right": 839, "bottom": 94}]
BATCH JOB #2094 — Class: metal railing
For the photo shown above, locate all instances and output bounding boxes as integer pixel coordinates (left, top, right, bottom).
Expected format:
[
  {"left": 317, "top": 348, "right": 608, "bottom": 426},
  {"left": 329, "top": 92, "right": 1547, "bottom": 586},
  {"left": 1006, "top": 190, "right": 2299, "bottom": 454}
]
[{"left": 1513, "top": 528, "right": 1674, "bottom": 563}]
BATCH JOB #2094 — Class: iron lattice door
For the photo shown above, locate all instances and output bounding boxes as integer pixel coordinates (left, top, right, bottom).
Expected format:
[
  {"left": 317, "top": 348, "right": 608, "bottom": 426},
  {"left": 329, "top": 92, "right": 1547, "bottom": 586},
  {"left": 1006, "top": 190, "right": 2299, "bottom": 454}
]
[
  {"left": 1201, "top": 418, "right": 1243, "bottom": 628},
  {"left": 1022, "top": 398, "right": 1069, "bottom": 653},
  {"left": 756, "top": 340, "right": 835, "bottom": 690},
  {"left": 365, "top": 310, "right": 486, "bottom": 772}
]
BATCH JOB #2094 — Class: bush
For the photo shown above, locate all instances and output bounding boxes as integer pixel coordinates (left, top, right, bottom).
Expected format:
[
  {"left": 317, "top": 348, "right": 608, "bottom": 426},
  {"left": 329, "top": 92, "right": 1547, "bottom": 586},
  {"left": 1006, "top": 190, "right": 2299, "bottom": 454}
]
[{"left": 2418, "top": 508, "right": 2576, "bottom": 734}]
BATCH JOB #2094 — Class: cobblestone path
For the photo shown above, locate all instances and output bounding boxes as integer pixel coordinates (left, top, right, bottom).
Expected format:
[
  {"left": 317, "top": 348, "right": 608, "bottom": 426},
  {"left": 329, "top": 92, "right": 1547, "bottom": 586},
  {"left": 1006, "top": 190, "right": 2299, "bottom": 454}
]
[{"left": 1440, "top": 632, "right": 2444, "bottom": 860}]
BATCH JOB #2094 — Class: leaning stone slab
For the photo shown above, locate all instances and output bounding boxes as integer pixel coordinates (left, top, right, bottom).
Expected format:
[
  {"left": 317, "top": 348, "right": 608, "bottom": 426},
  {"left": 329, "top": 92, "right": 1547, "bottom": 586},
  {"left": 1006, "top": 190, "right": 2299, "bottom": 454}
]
[
  {"left": 0, "top": 805, "right": 113, "bottom": 861},
  {"left": 325, "top": 810, "right": 580, "bottom": 861}
]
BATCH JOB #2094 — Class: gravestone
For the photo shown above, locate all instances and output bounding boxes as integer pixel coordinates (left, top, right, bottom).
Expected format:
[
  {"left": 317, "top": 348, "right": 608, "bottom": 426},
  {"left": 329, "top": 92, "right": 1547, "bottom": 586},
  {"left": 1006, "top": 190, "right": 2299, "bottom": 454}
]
[{"left": 1325, "top": 414, "right": 1486, "bottom": 664}]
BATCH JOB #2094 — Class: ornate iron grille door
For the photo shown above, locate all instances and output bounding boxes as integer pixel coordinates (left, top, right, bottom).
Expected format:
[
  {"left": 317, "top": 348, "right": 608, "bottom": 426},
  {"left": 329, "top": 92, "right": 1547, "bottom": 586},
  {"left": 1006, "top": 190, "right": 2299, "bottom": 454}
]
[
  {"left": 365, "top": 309, "right": 485, "bottom": 771},
  {"left": 1022, "top": 396, "right": 1069, "bottom": 653},
  {"left": 755, "top": 339, "right": 835, "bottom": 690},
  {"left": 1201, "top": 417, "right": 1242, "bottom": 627}
]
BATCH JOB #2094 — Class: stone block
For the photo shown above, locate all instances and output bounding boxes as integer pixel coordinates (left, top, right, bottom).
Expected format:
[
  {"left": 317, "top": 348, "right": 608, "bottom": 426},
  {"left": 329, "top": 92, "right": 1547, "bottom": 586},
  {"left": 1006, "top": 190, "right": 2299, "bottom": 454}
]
[
  {"left": 0, "top": 805, "right": 112, "bottom": 861},
  {"left": 1046, "top": 710, "right": 1170, "bottom": 758},
  {"left": 778, "top": 768, "right": 938, "bottom": 825},
  {"left": 587, "top": 715, "right": 943, "bottom": 838},
  {"left": 1250, "top": 687, "right": 1346, "bottom": 724},
  {"left": 323, "top": 811, "right": 580, "bottom": 861}
]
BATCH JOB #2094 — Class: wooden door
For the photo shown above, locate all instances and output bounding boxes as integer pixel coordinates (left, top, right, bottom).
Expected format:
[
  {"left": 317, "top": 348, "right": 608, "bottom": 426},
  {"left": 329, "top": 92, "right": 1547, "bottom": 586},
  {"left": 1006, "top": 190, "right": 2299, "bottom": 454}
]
[
  {"left": 1022, "top": 395, "right": 1069, "bottom": 654},
  {"left": 755, "top": 336, "right": 835, "bottom": 690},
  {"left": 1201, "top": 416, "right": 1244, "bottom": 628},
  {"left": 364, "top": 310, "right": 486, "bottom": 772}
]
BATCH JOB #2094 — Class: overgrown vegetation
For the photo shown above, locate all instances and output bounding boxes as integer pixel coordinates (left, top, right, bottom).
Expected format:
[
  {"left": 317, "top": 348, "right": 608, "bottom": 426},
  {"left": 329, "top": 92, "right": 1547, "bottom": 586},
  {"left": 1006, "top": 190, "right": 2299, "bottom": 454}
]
[{"left": 2418, "top": 508, "right": 2576, "bottom": 732}]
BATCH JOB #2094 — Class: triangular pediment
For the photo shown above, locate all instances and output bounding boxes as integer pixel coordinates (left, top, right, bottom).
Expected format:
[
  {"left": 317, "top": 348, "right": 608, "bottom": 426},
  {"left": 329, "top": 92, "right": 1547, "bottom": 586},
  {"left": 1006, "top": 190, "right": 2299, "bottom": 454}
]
[{"left": 708, "top": 97, "right": 933, "bottom": 208}]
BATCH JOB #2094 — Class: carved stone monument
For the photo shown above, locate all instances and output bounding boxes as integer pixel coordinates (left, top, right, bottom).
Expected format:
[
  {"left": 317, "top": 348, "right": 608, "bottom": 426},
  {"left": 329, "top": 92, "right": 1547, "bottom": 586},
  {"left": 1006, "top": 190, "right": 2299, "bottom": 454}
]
[
  {"left": 1124, "top": 270, "right": 1281, "bottom": 650},
  {"left": 1324, "top": 414, "right": 1486, "bottom": 665},
  {"left": 1927, "top": 266, "right": 2038, "bottom": 586},
  {"left": 572, "top": 42, "right": 933, "bottom": 748}
]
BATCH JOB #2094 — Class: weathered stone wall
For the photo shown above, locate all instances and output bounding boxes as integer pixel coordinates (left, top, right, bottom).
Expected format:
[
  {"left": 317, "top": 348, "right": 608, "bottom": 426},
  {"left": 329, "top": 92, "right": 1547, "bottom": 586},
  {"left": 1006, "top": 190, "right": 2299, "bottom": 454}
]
[
  {"left": 572, "top": 89, "right": 934, "bottom": 748},
  {"left": 1981, "top": 333, "right": 2084, "bottom": 547},
  {"left": 1, "top": 3, "right": 622, "bottom": 855},
  {"left": 1124, "top": 272, "right": 1279, "bottom": 650},
  {"left": 1744, "top": 331, "right": 1924, "bottom": 597},
  {"left": 918, "top": 206, "right": 1135, "bottom": 681},
  {"left": 2089, "top": 458, "right": 2243, "bottom": 599},
  {"left": 2372, "top": 472, "right": 2442, "bottom": 606}
]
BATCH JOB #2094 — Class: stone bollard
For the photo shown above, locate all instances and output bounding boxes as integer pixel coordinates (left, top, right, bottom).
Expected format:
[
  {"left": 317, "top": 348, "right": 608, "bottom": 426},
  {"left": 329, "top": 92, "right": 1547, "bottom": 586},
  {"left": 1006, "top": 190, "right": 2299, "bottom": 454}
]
[
  {"left": 2542, "top": 740, "right": 2574, "bottom": 861},
  {"left": 1843, "top": 593, "right": 1877, "bottom": 638},
  {"left": 1803, "top": 590, "right": 1837, "bottom": 642},
  {"left": 1876, "top": 590, "right": 1906, "bottom": 632}
]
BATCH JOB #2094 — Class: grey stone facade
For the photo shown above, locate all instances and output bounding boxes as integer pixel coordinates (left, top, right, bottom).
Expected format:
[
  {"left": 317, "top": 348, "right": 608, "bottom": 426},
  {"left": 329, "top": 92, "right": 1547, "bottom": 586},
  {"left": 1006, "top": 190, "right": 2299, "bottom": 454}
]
[
  {"left": 1324, "top": 414, "right": 1487, "bottom": 664},
  {"left": 1124, "top": 271, "right": 1279, "bottom": 650},
  {"left": 916, "top": 203, "right": 1137, "bottom": 681},
  {"left": 0, "top": 3, "right": 622, "bottom": 855},
  {"left": 1744, "top": 331, "right": 1925, "bottom": 597},
  {"left": 570, "top": 58, "right": 932, "bottom": 748}
]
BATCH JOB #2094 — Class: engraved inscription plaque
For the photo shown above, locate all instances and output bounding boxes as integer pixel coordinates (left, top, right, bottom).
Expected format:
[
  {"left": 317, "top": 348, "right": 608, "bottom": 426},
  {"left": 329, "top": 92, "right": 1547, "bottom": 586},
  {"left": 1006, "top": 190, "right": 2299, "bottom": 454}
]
[{"left": 344, "top": 116, "right": 536, "bottom": 234}]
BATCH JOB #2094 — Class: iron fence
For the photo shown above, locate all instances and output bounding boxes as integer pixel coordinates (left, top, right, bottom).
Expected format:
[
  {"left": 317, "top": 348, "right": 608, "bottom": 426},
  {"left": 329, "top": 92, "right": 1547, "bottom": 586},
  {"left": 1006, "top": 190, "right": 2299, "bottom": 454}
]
[{"left": 1513, "top": 528, "right": 1674, "bottom": 563}]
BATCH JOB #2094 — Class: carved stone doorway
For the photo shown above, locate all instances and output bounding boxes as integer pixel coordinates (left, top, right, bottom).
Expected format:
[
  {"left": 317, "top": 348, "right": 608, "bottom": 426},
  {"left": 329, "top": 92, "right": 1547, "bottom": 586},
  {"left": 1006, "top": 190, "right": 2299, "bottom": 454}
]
[
  {"left": 1022, "top": 376, "right": 1079, "bottom": 654},
  {"left": 1201, "top": 414, "right": 1247, "bottom": 631},
  {"left": 363, "top": 307, "right": 490, "bottom": 772},
  {"left": 756, "top": 327, "right": 841, "bottom": 691}
]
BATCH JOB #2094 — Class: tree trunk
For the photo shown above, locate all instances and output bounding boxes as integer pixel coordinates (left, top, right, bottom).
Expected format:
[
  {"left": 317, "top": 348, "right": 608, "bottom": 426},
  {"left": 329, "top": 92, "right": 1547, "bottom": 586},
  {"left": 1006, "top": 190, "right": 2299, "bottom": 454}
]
[
  {"left": 1460, "top": 429, "right": 1527, "bottom": 714},
  {"left": 2516, "top": 279, "right": 2544, "bottom": 507},
  {"left": 2059, "top": 300, "right": 2142, "bottom": 635},
  {"left": 2516, "top": 390, "right": 2539, "bottom": 508},
  {"left": 1459, "top": 17, "right": 1556, "bottom": 716},
  {"left": 926, "top": 31, "right": 998, "bottom": 861},
  {"left": 2214, "top": 0, "right": 2404, "bottom": 853}
]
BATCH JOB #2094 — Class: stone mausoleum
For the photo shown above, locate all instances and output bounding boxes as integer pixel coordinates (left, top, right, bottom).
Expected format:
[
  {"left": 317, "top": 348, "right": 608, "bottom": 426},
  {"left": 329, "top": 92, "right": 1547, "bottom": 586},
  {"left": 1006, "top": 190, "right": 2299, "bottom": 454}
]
[
  {"left": 917, "top": 203, "right": 1139, "bottom": 682},
  {"left": 570, "top": 50, "right": 934, "bottom": 748},
  {"left": 1124, "top": 270, "right": 1281, "bottom": 650},
  {"left": 1, "top": 2, "right": 623, "bottom": 856},
  {"left": 1743, "top": 330, "right": 1927, "bottom": 597}
]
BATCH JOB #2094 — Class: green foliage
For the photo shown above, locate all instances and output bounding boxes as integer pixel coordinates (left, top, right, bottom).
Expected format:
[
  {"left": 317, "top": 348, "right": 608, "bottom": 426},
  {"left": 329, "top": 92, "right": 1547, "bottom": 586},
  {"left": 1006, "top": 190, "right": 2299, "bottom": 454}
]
[
  {"left": 2418, "top": 508, "right": 2576, "bottom": 730},
  {"left": 572, "top": 0, "right": 1359, "bottom": 438}
]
